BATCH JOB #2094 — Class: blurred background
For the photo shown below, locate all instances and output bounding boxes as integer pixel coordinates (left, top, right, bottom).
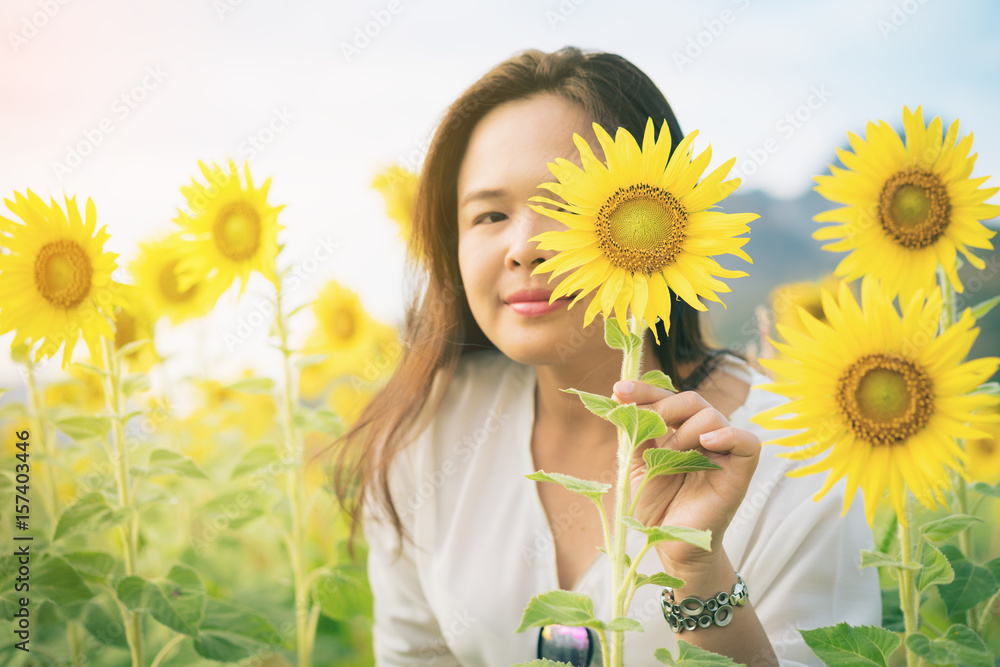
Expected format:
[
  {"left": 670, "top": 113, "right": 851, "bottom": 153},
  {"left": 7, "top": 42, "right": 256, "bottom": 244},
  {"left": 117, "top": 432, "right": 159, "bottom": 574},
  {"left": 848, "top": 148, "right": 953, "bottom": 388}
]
[{"left": 2, "top": 0, "right": 998, "bottom": 388}]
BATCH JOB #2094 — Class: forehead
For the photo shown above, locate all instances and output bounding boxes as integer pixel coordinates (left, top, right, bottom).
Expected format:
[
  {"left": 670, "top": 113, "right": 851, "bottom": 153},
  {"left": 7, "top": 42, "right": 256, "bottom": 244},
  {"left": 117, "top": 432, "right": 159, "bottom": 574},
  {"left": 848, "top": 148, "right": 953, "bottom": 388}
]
[{"left": 457, "top": 93, "right": 595, "bottom": 197}]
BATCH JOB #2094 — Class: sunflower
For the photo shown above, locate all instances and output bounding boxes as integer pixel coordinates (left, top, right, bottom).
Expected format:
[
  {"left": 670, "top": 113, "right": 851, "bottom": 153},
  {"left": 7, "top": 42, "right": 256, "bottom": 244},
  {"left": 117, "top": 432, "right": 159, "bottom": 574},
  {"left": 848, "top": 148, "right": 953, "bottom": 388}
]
[
  {"left": 110, "top": 284, "right": 159, "bottom": 373},
  {"left": 750, "top": 276, "right": 1000, "bottom": 526},
  {"left": 298, "top": 280, "right": 399, "bottom": 399},
  {"left": 45, "top": 364, "right": 106, "bottom": 412},
  {"left": 173, "top": 159, "right": 284, "bottom": 298},
  {"left": 769, "top": 274, "right": 848, "bottom": 340},
  {"left": 966, "top": 409, "right": 1000, "bottom": 485},
  {"left": 0, "top": 190, "right": 120, "bottom": 367},
  {"left": 327, "top": 378, "right": 376, "bottom": 426},
  {"left": 372, "top": 165, "right": 417, "bottom": 247},
  {"left": 132, "top": 233, "right": 220, "bottom": 325},
  {"left": 813, "top": 106, "right": 999, "bottom": 304},
  {"left": 528, "top": 117, "right": 755, "bottom": 343}
]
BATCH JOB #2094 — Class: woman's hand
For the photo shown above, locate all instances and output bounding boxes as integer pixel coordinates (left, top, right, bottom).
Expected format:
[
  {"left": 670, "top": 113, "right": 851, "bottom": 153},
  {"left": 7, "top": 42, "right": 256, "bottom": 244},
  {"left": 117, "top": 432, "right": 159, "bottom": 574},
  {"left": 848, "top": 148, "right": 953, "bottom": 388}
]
[{"left": 612, "top": 380, "right": 761, "bottom": 569}]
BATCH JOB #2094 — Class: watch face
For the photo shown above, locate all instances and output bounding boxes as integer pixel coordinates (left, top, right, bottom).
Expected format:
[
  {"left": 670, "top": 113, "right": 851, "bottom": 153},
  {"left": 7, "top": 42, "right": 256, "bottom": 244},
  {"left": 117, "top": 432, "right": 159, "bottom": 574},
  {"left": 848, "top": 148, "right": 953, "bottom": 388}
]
[{"left": 537, "top": 625, "right": 601, "bottom": 667}]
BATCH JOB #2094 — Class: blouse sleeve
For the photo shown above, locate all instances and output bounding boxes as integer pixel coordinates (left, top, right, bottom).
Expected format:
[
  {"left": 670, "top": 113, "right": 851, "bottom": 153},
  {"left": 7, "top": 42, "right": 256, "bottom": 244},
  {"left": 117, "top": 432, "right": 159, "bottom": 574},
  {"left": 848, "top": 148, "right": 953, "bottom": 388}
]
[
  {"left": 739, "top": 466, "right": 883, "bottom": 666},
  {"left": 363, "top": 441, "right": 464, "bottom": 666}
]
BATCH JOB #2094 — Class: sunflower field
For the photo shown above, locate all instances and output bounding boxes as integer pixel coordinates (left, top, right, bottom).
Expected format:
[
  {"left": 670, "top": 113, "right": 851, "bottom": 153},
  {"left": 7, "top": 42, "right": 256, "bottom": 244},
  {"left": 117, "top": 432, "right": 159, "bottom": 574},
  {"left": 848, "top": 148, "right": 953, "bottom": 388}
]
[{"left": 1, "top": 104, "right": 1000, "bottom": 667}]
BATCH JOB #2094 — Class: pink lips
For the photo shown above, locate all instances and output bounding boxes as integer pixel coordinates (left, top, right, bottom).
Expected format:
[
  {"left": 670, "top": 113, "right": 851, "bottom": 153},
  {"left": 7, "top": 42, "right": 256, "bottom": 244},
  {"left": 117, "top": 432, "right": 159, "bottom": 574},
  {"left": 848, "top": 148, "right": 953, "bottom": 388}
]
[{"left": 504, "top": 289, "right": 574, "bottom": 317}]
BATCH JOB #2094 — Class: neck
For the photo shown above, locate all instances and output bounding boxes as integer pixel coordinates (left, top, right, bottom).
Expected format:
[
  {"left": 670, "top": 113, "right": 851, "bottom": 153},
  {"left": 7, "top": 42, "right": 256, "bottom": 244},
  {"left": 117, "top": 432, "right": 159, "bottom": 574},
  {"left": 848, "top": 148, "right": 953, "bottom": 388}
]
[{"left": 532, "top": 336, "right": 667, "bottom": 448}]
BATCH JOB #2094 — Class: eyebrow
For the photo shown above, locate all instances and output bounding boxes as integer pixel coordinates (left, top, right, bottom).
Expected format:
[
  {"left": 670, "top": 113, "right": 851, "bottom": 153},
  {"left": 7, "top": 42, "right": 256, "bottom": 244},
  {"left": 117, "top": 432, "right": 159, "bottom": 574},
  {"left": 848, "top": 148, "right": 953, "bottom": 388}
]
[{"left": 459, "top": 188, "right": 506, "bottom": 208}]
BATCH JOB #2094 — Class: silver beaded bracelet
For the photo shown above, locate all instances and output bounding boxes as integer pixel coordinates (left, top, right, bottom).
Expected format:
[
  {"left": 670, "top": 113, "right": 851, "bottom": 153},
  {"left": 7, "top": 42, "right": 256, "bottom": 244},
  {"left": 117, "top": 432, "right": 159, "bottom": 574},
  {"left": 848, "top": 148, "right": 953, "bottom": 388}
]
[{"left": 660, "top": 572, "right": 748, "bottom": 632}]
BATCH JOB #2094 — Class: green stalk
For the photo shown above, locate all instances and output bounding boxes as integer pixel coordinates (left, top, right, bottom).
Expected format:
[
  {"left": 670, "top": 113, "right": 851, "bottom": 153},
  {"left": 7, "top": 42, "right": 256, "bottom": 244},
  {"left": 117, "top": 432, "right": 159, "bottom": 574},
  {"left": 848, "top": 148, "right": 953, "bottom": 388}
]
[
  {"left": 607, "top": 315, "right": 644, "bottom": 667},
  {"left": 897, "top": 499, "right": 918, "bottom": 666},
  {"left": 274, "top": 283, "right": 312, "bottom": 667},
  {"left": 22, "top": 352, "right": 60, "bottom": 527},
  {"left": 101, "top": 339, "right": 143, "bottom": 667}
]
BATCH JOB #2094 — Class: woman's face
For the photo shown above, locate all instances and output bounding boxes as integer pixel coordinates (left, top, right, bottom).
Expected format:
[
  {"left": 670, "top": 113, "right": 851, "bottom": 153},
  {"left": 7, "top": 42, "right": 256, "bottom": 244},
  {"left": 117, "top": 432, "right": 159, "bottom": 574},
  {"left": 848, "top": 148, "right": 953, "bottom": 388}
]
[{"left": 456, "top": 93, "right": 609, "bottom": 367}]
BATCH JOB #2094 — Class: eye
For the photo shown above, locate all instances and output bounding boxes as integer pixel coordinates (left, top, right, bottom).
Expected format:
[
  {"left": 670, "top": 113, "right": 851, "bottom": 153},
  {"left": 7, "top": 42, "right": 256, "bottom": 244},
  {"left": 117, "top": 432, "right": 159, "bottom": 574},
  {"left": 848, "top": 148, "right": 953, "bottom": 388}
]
[{"left": 474, "top": 212, "right": 508, "bottom": 225}]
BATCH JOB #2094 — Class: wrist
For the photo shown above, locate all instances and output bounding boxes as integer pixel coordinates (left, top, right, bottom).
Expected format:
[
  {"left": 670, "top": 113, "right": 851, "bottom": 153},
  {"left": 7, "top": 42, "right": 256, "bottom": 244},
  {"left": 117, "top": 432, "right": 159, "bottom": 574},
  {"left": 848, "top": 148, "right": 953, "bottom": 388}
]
[{"left": 654, "top": 547, "right": 735, "bottom": 598}]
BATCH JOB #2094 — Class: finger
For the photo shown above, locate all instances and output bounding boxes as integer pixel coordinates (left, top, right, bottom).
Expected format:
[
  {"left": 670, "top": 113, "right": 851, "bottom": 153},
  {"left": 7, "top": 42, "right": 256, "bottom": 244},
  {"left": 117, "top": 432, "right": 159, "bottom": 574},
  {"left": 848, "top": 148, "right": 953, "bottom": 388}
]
[
  {"left": 699, "top": 426, "right": 761, "bottom": 459},
  {"left": 660, "top": 406, "right": 729, "bottom": 453},
  {"left": 612, "top": 380, "right": 675, "bottom": 406}
]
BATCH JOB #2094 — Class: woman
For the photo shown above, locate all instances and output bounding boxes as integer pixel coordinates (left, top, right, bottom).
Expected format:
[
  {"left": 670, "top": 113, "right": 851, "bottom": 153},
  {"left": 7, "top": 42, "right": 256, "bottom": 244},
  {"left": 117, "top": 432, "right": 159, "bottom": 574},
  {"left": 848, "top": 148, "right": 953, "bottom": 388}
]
[{"left": 331, "top": 47, "right": 881, "bottom": 666}]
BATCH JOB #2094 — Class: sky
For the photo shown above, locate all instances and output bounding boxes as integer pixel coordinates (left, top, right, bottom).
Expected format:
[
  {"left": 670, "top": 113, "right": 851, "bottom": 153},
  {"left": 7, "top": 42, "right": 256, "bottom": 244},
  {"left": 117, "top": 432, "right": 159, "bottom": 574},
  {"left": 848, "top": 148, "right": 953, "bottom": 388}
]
[{"left": 1, "top": 0, "right": 999, "bottom": 388}]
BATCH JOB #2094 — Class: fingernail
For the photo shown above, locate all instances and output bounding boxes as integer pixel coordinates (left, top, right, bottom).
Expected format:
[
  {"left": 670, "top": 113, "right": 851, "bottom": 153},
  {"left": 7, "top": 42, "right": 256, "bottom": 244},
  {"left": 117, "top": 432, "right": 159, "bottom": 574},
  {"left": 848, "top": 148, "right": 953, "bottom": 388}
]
[
  {"left": 614, "top": 381, "right": 633, "bottom": 395},
  {"left": 700, "top": 432, "right": 716, "bottom": 445}
]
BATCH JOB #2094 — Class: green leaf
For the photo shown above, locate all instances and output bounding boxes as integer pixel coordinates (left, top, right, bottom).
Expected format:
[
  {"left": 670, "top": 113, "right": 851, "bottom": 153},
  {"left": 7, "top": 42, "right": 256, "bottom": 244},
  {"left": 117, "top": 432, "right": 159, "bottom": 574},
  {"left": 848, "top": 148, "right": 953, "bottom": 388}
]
[
  {"left": 654, "top": 640, "right": 740, "bottom": 665},
  {"left": 0, "top": 402, "right": 27, "bottom": 419},
  {"left": 54, "top": 492, "right": 131, "bottom": 541},
  {"left": 606, "top": 403, "right": 638, "bottom": 443},
  {"left": 147, "top": 448, "right": 210, "bottom": 480},
  {"left": 193, "top": 597, "right": 290, "bottom": 660},
  {"left": 116, "top": 564, "right": 206, "bottom": 637},
  {"left": 938, "top": 561, "right": 997, "bottom": 617},
  {"left": 121, "top": 373, "right": 151, "bottom": 396},
  {"left": 634, "top": 572, "right": 685, "bottom": 589},
  {"left": 526, "top": 470, "right": 610, "bottom": 502},
  {"left": 516, "top": 590, "right": 607, "bottom": 633},
  {"left": 313, "top": 563, "right": 373, "bottom": 621},
  {"left": 921, "top": 514, "right": 983, "bottom": 543},
  {"left": 54, "top": 416, "right": 111, "bottom": 442},
  {"left": 32, "top": 556, "right": 94, "bottom": 605},
  {"left": 81, "top": 598, "right": 129, "bottom": 648},
  {"left": 116, "top": 339, "right": 152, "bottom": 360},
  {"left": 858, "top": 549, "right": 921, "bottom": 571},
  {"left": 61, "top": 552, "right": 116, "bottom": 585},
  {"left": 799, "top": 623, "right": 901, "bottom": 667},
  {"left": 907, "top": 624, "right": 992, "bottom": 667},
  {"left": 294, "top": 406, "right": 344, "bottom": 436},
  {"left": 644, "top": 449, "right": 721, "bottom": 478},
  {"left": 604, "top": 317, "right": 630, "bottom": 351},
  {"left": 916, "top": 542, "right": 954, "bottom": 592},
  {"left": 633, "top": 524, "right": 712, "bottom": 552},
  {"left": 606, "top": 616, "right": 643, "bottom": 632},
  {"left": 562, "top": 388, "right": 618, "bottom": 419},
  {"left": 641, "top": 370, "right": 677, "bottom": 392},
  {"left": 70, "top": 361, "right": 109, "bottom": 377},
  {"left": 971, "top": 480, "right": 1000, "bottom": 497},
  {"left": 294, "top": 353, "right": 328, "bottom": 369},
  {"left": 229, "top": 443, "right": 287, "bottom": 480},
  {"left": 970, "top": 294, "right": 1000, "bottom": 320},
  {"left": 636, "top": 408, "right": 668, "bottom": 443},
  {"left": 226, "top": 377, "right": 275, "bottom": 394}
]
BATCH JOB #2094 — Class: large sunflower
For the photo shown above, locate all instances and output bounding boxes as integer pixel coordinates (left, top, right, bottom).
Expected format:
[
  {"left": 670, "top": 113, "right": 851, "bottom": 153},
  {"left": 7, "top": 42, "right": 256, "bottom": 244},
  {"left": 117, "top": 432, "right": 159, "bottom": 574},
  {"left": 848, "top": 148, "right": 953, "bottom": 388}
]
[
  {"left": 813, "top": 106, "right": 999, "bottom": 304},
  {"left": 372, "top": 165, "right": 417, "bottom": 246},
  {"left": 750, "top": 276, "right": 1000, "bottom": 526},
  {"left": 528, "top": 117, "right": 755, "bottom": 343},
  {"left": 173, "top": 159, "right": 284, "bottom": 297},
  {"left": 132, "top": 233, "right": 221, "bottom": 325},
  {"left": 0, "top": 190, "right": 120, "bottom": 367}
]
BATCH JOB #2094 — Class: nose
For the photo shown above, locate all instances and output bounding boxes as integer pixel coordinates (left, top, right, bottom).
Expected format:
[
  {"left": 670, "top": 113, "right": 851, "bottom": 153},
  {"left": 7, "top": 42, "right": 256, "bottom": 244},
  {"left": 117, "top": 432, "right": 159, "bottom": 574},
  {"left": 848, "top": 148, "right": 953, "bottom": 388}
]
[{"left": 505, "top": 204, "right": 563, "bottom": 270}]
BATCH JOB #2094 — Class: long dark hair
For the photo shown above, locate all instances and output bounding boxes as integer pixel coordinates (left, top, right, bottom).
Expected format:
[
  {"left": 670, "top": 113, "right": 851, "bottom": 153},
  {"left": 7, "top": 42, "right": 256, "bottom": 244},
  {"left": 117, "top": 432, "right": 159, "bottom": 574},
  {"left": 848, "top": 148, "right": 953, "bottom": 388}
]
[{"left": 328, "top": 46, "right": 747, "bottom": 559}]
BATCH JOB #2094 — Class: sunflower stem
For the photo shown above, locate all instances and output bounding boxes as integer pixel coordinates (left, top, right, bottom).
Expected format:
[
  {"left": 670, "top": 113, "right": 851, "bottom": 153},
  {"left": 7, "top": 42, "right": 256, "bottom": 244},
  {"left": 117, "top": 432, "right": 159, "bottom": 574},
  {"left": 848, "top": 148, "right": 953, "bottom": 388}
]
[
  {"left": 274, "top": 282, "right": 313, "bottom": 667},
  {"left": 22, "top": 351, "right": 61, "bottom": 528},
  {"left": 897, "top": 497, "right": 919, "bottom": 667},
  {"left": 607, "top": 314, "right": 645, "bottom": 667},
  {"left": 101, "top": 338, "right": 144, "bottom": 667}
]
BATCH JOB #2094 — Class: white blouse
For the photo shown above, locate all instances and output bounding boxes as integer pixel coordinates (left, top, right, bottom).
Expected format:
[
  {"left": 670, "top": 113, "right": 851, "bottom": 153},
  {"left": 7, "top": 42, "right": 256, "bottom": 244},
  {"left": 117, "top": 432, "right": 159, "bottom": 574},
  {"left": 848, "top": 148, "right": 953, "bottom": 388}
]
[{"left": 363, "top": 349, "right": 882, "bottom": 666}]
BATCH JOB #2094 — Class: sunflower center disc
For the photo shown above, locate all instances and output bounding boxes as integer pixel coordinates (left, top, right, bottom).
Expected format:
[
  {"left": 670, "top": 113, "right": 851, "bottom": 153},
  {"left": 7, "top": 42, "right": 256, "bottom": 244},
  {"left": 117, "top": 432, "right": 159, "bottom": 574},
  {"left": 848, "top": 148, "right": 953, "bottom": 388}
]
[
  {"left": 327, "top": 306, "right": 357, "bottom": 342},
  {"left": 878, "top": 169, "right": 951, "bottom": 249},
  {"left": 595, "top": 184, "right": 687, "bottom": 274},
  {"left": 213, "top": 201, "right": 262, "bottom": 261},
  {"left": 114, "top": 309, "right": 138, "bottom": 350},
  {"left": 836, "top": 354, "right": 934, "bottom": 446},
  {"left": 158, "top": 258, "right": 198, "bottom": 303},
  {"left": 33, "top": 240, "right": 93, "bottom": 308}
]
